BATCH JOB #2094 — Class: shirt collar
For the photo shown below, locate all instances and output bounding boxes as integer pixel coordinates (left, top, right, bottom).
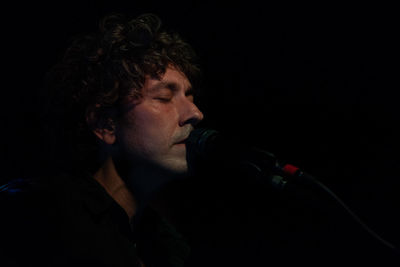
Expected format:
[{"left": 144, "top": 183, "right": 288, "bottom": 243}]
[{"left": 80, "top": 174, "right": 137, "bottom": 241}]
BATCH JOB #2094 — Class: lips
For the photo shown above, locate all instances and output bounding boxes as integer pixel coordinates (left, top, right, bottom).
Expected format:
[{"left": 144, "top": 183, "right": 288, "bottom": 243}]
[
  {"left": 175, "top": 138, "right": 188, "bottom": 144},
  {"left": 174, "top": 128, "right": 193, "bottom": 145}
]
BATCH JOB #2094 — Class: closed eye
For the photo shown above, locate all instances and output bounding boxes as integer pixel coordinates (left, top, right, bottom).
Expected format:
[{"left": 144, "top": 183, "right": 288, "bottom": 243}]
[
  {"left": 154, "top": 97, "right": 172, "bottom": 103},
  {"left": 185, "top": 88, "right": 194, "bottom": 97},
  {"left": 185, "top": 88, "right": 195, "bottom": 102}
]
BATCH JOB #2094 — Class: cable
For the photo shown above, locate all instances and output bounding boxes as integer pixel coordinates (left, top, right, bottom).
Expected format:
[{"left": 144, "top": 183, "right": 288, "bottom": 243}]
[
  {"left": 242, "top": 152, "right": 399, "bottom": 256},
  {"left": 297, "top": 170, "right": 399, "bottom": 255}
]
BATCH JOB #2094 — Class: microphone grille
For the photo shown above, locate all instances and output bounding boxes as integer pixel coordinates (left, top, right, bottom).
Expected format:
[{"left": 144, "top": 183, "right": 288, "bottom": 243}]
[{"left": 187, "top": 128, "right": 219, "bottom": 157}]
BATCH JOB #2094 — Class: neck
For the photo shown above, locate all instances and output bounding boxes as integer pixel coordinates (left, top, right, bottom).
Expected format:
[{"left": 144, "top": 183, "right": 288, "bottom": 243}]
[
  {"left": 93, "top": 157, "right": 137, "bottom": 221},
  {"left": 94, "top": 156, "right": 183, "bottom": 224},
  {"left": 114, "top": 154, "right": 184, "bottom": 209}
]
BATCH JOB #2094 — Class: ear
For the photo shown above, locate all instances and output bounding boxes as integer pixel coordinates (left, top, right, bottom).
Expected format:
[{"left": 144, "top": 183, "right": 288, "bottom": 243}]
[
  {"left": 92, "top": 126, "right": 116, "bottom": 145},
  {"left": 86, "top": 108, "right": 117, "bottom": 145}
]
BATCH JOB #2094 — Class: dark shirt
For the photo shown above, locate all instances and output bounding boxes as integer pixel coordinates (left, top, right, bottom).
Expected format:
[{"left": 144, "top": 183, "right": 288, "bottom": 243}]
[
  {"left": 2, "top": 169, "right": 400, "bottom": 267},
  {"left": 0, "top": 173, "right": 190, "bottom": 267}
]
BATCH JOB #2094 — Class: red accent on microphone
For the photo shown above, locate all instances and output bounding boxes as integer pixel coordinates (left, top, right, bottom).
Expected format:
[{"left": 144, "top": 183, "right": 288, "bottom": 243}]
[{"left": 282, "top": 164, "right": 300, "bottom": 176}]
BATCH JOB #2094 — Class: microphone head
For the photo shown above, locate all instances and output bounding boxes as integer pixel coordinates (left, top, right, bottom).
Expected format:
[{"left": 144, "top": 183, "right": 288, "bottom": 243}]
[
  {"left": 186, "top": 127, "right": 275, "bottom": 170},
  {"left": 185, "top": 128, "right": 287, "bottom": 189},
  {"left": 186, "top": 128, "right": 217, "bottom": 174},
  {"left": 186, "top": 128, "right": 219, "bottom": 158}
]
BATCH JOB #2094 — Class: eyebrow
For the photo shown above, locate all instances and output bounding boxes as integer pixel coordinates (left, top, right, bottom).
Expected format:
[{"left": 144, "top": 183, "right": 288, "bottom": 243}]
[{"left": 148, "top": 80, "right": 194, "bottom": 95}]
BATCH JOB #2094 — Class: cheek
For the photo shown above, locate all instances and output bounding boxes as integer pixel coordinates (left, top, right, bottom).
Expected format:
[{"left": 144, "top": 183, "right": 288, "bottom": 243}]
[{"left": 120, "top": 105, "right": 175, "bottom": 152}]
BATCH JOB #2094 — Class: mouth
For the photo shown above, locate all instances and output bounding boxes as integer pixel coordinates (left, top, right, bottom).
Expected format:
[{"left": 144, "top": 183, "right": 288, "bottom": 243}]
[
  {"left": 175, "top": 138, "right": 187, "bottom": 145},
  {"left": 174, "top": 128, "right": 193, "bottom": 146},
  {"left": 174, "top": 136, "right": 189, "bottom": 145}
]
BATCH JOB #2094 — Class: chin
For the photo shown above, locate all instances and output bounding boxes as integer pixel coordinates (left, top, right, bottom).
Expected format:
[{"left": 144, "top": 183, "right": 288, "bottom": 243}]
[{"left": 159, "top": 158, "right": 189, "bottom": 176}]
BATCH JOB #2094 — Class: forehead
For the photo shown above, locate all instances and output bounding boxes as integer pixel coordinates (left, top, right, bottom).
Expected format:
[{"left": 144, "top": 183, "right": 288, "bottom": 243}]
[
  {"left": 120, "top": 67, "right": 192, "bottom": 108},
  {"left": 143, "top": 67, "right": 192, "bottom": 93}
]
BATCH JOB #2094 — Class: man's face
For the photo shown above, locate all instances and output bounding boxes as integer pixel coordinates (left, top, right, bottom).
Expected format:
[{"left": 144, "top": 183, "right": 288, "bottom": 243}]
[{"left": 116, "top": 66, "right": 204, "bottom": 174}]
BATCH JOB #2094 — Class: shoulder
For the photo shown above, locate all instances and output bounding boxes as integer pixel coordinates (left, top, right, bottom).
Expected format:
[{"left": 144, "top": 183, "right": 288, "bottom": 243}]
[
  {"left": 0, "top": 177, "right": 54, "bottom": 265},
  {"left": 0, "top": 173, "right": 96, "bottom": 266},
  {"left": 0, "top": 173, "right": 86, "bottom": 225},
  {"left": 136, "top": 208, "right": 191, "bottom": 267},
  {"left": 1, "top": 173, "right": 83, "bottom": 213}
]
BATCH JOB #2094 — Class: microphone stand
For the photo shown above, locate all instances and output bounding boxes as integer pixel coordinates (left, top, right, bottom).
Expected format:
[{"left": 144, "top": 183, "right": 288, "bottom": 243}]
[{"left": 240, "top": 150, "right": 400, "bottom": 257}]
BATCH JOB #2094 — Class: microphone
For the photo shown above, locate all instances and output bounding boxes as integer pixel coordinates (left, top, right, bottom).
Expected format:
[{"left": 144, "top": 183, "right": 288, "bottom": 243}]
[
  {"left": 186, "top": 128, "right": 400, "bottom": 254},
  {"left": 186, "top": 128, "right": 315, "bottom": 190}
]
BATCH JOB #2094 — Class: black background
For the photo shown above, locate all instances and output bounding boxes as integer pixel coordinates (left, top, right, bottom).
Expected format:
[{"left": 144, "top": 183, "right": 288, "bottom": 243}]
[{"left": 2, "top": 1, "right": 400, "bottom": 265}]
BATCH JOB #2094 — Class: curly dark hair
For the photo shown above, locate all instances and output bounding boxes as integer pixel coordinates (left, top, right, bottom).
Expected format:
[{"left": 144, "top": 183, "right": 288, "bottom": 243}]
[{"left": 40, "top": 13, "right": 202, "bottom": 176}]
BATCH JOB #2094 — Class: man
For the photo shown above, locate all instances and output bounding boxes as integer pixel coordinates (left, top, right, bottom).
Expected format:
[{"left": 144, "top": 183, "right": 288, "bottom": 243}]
[
  {"left": 1, "top": 12, "right": 203, "bottom": 267},
  {"left": 3, "top": 11, "right": 399, "bottom": 267}
]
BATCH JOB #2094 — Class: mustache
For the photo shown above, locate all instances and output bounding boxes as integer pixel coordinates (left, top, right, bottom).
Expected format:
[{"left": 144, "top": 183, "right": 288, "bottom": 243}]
[{"left": 173, "top": 126, "right": 194, "bottom": 144}]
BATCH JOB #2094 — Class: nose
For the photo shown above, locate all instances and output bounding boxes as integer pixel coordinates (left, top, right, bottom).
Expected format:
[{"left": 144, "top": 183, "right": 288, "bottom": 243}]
[{"left": 179, "top": 99, "right": 204, "bottom": 127}]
